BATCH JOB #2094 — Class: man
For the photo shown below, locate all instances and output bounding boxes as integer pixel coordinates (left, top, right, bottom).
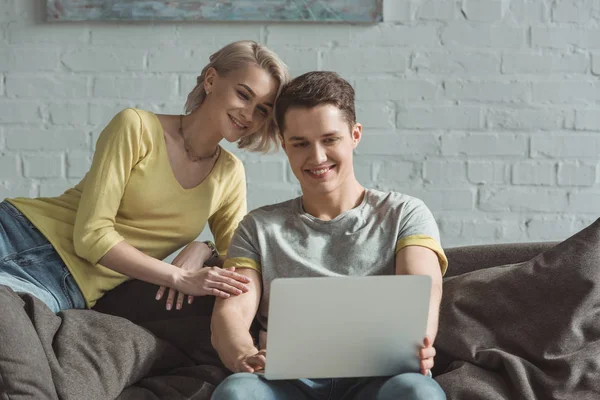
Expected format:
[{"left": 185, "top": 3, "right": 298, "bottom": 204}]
[{"left": 210, "top": 71, "right": 448, "bottom": 400}]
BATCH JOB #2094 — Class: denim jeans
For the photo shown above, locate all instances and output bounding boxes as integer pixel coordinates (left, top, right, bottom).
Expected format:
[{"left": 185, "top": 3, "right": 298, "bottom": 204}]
[
  {"left": 211, "top": 372, "right": 446, "bottom": 400},
  {"left": 0, "top": 201, "right": 85, "bottom": 312}
]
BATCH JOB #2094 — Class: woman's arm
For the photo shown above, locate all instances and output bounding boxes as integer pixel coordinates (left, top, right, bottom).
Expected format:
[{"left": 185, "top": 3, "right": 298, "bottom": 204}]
[
  {"left": 101, "top": 241, "right": 249, "bottom": 298},
  {"left": 98, "top": 241, "right": 200, "bottom": 289},
  {"left": 208, "top": 158, "right": 248, "bottom": 256},
  {"left": 73, "top": 109, "right": 143, "bottom": 266}
]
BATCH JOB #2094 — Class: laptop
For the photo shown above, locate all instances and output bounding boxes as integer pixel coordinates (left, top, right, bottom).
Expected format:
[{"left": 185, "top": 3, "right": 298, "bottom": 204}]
[{"left": 261, "top": 275, "right": 431, "bottom": 380}]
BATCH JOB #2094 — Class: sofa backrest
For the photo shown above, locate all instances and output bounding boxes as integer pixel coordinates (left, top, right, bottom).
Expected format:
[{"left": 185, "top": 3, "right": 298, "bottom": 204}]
[{"left": 444, "top": 242, "right": 558, "bottom": 278}]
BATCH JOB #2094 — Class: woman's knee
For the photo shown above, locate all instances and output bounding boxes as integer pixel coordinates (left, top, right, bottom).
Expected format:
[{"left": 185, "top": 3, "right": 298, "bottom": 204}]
[{"left": 378, "top": 372, "right": 446, "bottom": 400}]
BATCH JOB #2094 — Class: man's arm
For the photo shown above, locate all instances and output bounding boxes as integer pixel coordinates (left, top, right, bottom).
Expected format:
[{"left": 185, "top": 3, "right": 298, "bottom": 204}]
[
  {"left": 211, "top": 267, "right": 262, "bottom": 372},
  {"left": 395, "top": 245, "right": 443, "bottom": 342},
  {"left": 396, "top": 245, "right": 443, "bottom": 375}
]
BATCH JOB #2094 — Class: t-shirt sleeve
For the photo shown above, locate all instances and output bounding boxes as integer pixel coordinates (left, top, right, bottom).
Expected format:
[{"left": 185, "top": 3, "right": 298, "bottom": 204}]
[
  {"left": 395, "top": 198, "right": 448, "bottom": 275},
  {"left": 73, "top": 108, "right": 145, "bottom": 265},
  {"left": 223, "top": 214, "right": 262, "bottom": 273},
  {"left": 208, "top": 159, "right": 248, "bottom": 256}
]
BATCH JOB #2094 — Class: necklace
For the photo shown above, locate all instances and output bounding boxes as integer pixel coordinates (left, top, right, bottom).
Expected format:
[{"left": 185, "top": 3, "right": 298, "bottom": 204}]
[{"left": 179, "top": 114, "right": 220, "bottom": 162}]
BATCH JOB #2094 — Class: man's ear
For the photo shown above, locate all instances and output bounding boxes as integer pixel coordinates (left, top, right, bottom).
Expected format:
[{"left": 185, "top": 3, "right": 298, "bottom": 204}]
[
  {"left": 279, "top": 133, "right": 286, "bottom": 150},
  {"left": 352, "top": 123, "right": 362, "bottom": 149}
]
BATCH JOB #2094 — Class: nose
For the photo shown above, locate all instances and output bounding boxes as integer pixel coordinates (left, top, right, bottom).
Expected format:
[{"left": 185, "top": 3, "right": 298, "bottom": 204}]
[
  {"left": 310, "top": 143, "right": 327, "bottom": 164},
  {"left": 241, "top": 104, "right": 253, "bottom": 124}
]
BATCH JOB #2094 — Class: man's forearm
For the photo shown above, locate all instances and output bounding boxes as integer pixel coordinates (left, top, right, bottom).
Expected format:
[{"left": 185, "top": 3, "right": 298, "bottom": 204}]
[
  {"left": 426, "top": 281, "right": 443, "bottom": 342},
  {"left": 211, "top": 309, "right": 257, "bottom": 371},
  {"left": 395, "top": 246, "right": 444, "bottom": 343}
]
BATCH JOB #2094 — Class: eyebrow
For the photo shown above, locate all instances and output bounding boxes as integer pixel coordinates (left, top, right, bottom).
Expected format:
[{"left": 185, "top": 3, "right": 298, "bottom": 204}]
[
  {"left": 237, "top": 84, "right": 273, "bottom": 108},
  {"left": 288, "top": 132, "right": 340, "bottom": 141}
]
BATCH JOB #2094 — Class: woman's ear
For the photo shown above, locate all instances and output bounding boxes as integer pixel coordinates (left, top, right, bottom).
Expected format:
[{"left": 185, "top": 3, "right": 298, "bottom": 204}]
[{"left": 204, "top": 67, "right": 218, "bottom": 92}]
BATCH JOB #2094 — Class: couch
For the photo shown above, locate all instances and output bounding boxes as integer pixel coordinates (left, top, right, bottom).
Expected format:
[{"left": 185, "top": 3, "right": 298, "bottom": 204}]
[{"left": 2, "top": 220, "right": 599, "bottom": 399}]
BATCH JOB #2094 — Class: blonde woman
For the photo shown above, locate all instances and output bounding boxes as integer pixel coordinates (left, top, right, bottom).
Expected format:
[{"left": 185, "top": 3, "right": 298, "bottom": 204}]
[{"left": 0, "top": 40, "right": 290, "bottom": 313}]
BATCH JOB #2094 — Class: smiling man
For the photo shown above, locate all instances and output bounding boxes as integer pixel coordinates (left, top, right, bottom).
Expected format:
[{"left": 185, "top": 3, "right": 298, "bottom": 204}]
[{"left": 210, "top": 71, "right": 448, "bottom": 400}]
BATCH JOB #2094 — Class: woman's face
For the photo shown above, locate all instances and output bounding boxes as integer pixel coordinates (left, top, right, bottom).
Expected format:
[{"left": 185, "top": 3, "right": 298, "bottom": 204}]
[{"left": 204, "top": 64, "right": 279, "bottom": 142}]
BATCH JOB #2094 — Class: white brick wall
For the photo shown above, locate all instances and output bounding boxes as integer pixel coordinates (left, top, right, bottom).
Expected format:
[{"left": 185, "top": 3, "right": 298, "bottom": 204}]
[{"left": 1, "top": 0, "right": 600, "bottom": 248}]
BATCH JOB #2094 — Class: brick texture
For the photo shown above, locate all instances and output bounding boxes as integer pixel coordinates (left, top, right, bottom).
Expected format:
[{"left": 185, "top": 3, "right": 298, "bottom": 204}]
[{"left": 1, "top": 0, "right": 599, "bottom": 246}]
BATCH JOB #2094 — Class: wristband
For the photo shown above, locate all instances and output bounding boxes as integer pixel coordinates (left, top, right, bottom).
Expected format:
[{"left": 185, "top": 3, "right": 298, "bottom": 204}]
[{"left": 203, "top": 240, "right": 219, "bottom": 260}]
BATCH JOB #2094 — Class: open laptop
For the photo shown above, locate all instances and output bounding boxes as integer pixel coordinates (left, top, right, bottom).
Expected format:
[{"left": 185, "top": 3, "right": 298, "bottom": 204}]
[{"left": 261, "top": 275, "right": 431, "bottom": 380}]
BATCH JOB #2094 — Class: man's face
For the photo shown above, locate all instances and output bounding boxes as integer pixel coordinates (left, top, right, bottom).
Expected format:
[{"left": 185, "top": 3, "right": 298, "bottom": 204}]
[{"left": 281, "top": 104, "right": 362, "bottom": 197}]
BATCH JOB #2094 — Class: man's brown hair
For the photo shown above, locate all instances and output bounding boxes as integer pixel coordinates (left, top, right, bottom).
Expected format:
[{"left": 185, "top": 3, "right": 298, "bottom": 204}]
[{"left": 275, "top": 71, "right": 356, "bottom": 136}]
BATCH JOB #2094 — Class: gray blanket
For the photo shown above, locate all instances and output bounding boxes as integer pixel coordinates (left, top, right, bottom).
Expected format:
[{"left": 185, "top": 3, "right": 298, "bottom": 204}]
[
  {"left": 0, "top": 285, "right": 228, "bottom": 400},
  {"left": 434, "top": 219, "right": 600, "bottom": 400}
]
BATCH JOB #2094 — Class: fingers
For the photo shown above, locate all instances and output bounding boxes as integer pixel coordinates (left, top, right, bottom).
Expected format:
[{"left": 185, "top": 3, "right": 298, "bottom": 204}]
[
  {"left": 419, "top": 346, "right": 436, "bottom": 360},
  {"left": 166, "top": 287, "right": 177, "bottom": 310},
  {"left": 246, "top": 351, "right": 267, "bottom": 371},
  {"left": 420, "top": 358, "right": 435, "bottom": 371},
  {"left": 238, "top": 362, "right": 255, "bottom": 373},
  {"left": 176, "top": 291, "right": 185, "bottom": 310},
  {"left": 423, "top": 336, "right": 432, "bottom": 348},
  {"left": 206, "top": 280, "right": 245, "bottom": 296},
  {"left": 419, "top": 336, "right": 436, "bottom": 374},
  {"left": 212, "top": 274, "right": 249, "bottom": 293},
  {"left": 236, "top": 349, "right": 266, "bottom": 373},
  {"left": 216, "top": 267, "right": 251, "bottom": 283},
  {"left": 202, "top": 268, "right": 250, "bottom": 296},
  {"left": 155, "top": 286, "right": 167, "bottom": 301},
  {"left": 158, "top": 286, "right": 190, "bottom": 310},
  {"left": 419, "top": 345, "right": 436, "bottom": 371},
  {"left": 209, "top": 287, "right": 231, "bottom": 299}
]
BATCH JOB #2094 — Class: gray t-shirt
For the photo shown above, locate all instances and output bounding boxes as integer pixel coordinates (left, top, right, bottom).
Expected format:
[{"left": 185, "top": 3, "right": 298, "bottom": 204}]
[{"left": 224, "top": 189, "right": 447, "bottom": 332}]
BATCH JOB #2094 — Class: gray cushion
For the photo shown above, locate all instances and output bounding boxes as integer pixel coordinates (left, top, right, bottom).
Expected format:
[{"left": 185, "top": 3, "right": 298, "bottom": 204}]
[
  {"left": 434, "top": 219, "right": 600, "bottom": 400},
  {"left": 444, "top": 241, "right": 557, "bottom": 278}
]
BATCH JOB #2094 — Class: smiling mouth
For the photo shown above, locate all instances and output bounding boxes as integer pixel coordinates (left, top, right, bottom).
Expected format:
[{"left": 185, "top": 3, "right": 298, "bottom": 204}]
[
  {"left": 305, "top": 165, "right": 335, "bottom": 178},
  {"left": 229, "top": 115, "right": 248, "bottom": 129}
]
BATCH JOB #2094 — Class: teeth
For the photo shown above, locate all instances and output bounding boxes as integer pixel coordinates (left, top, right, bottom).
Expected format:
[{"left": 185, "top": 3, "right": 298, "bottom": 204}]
[
  {"left": 310, "top": 168, "right": 329, "bottom": 175},
  {"left": 230, "top": 116, "right": 246, "bottom": 129}
]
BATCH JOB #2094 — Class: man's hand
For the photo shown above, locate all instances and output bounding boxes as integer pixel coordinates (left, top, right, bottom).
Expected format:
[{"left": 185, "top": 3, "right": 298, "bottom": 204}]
[
  {"left": 419, "top": 336, "right": 436, "bottom": 376},
  {"left": 234, "top": 349, "right": 267, "bottom": 373},
  {"left": 155, "top": 241, "right": 249, "bottom": 310}
]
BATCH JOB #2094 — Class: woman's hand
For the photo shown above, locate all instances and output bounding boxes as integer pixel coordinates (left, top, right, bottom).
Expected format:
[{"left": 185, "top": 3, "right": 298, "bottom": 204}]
[
  {"left": 155, "top": 241, "right": 210, "bottom": 310},
  {"left": 155, "top": 241, "right": 250, "bottom": 310}
]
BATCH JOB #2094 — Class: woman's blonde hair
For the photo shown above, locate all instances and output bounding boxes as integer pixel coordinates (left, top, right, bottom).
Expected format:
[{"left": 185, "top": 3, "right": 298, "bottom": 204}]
[{"left": 185, "top": 40, "right": 290, "bottom": 152}]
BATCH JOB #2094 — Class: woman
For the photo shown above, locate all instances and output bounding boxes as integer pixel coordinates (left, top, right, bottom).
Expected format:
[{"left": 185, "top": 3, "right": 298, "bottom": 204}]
[{"left": 0, "top": 40, "right": 290, "bottom": 313}]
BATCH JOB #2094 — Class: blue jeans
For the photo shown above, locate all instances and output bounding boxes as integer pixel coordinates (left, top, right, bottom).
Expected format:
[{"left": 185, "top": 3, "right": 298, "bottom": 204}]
[
  {"left": 0, "top": 201, "right": 85, "bottom": 312},
  {"left": 211, "top": 372, "right": 446, "bottom": 400}
]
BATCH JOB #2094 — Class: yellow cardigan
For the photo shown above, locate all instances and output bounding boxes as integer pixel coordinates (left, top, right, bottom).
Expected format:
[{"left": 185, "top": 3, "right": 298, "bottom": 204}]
[{"left": 8, "top": 108, "right": 247, "bottom": 307}]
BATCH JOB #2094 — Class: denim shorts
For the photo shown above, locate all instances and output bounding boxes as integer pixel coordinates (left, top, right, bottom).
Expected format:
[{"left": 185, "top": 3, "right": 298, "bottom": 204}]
[{"left": 0, "top": 200, "right": 86, "bottom": 312}]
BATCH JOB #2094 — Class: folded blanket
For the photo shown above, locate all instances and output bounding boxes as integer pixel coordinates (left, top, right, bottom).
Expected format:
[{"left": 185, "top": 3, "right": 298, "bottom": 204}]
[{"left": 0, "top": 285, "right": 228, "bottom": 400}]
